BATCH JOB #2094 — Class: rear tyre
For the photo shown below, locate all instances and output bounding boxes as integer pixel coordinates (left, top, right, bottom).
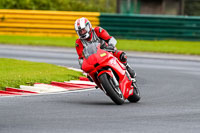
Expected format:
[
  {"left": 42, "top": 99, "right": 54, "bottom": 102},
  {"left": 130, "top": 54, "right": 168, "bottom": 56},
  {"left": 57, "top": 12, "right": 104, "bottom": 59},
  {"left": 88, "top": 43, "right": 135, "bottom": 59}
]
[
  {"left": 128, "top": 83, "right": 141, "bottom": 103},
  {"left": 99, "top": 73, "right": 125, "bottom": 105}
]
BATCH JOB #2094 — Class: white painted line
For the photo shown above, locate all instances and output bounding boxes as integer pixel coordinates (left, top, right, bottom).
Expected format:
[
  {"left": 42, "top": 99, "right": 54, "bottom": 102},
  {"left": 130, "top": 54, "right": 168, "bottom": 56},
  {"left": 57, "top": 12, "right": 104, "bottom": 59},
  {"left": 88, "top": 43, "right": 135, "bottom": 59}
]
[
  {"left": 66, "top": 80, "right": 96, "bottom": 86},
  {"left": 126, "top": 51, "right": 200, "bottom": 61}
]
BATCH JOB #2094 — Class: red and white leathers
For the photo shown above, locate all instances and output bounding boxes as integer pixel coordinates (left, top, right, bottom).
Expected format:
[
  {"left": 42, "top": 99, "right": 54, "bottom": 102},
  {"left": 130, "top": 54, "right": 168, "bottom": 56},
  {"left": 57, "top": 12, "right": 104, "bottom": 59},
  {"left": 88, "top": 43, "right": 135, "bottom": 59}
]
[
  {"left": 75, "top": 26, "right": 127, "bottom": 67},
  {"left": 74, "top": 17, "right": 136, "bottom": 78}
]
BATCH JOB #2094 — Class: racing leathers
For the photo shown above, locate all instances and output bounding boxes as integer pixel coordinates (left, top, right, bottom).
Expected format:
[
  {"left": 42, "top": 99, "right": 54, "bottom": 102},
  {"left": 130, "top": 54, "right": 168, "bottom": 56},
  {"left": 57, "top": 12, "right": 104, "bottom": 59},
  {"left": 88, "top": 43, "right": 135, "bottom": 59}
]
[{"left": 75, "top": 27, "right": 136, "bottom": 79}]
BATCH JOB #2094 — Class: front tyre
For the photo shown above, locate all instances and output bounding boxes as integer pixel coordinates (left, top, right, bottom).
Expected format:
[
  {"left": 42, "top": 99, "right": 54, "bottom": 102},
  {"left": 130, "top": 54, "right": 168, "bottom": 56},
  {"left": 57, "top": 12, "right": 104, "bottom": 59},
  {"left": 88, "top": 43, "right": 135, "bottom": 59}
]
[{"left": 99, "top": 73, "right": 125, "bottom": 105}]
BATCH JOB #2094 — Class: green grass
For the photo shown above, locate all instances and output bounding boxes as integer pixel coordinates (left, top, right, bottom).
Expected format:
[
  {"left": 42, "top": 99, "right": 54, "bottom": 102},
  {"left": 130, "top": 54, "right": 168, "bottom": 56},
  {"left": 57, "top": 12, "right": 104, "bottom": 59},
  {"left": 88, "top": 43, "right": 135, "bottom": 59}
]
[
  {"left": 0, "top": 35, "right": 200, "bottom": 55},
  {"left": 117, "top": 39, "right": 200, "bottom": 55},
  {"left": 0, "top": 35, "right": 76, "bottom": 47},
  {"left": 0, "top": 58, "right": 84, "bottom": 90}
]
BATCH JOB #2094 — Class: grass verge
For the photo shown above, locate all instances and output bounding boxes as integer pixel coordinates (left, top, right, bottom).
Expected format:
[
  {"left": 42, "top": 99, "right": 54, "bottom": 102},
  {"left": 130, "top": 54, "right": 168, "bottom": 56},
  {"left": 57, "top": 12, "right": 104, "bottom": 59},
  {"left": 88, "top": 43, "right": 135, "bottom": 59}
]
[
  {"left": 0, "top": 58, "right": 84, "bottom": 90},
  {"left": 0, "top": 35, "right": 200, "bottom": 55}
]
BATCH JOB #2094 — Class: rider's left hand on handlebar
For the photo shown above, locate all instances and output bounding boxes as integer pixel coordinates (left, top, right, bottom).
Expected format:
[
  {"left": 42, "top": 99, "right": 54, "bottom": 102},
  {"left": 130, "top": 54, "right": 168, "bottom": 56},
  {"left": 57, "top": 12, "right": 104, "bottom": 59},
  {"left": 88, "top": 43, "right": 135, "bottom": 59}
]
[{"left": 105, "top": 45, "right": 115, "bottom": 52}]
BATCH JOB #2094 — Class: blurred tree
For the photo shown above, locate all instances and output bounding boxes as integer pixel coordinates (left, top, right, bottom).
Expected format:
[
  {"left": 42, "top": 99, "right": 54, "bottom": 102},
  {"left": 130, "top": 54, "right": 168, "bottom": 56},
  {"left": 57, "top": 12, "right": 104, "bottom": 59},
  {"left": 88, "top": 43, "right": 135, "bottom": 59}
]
[
  {"left": 0, "top": 0, "right": 116, "bottom": 13},
  {"left": 185, "top": 0, "right": 200, "bottom": 16}
]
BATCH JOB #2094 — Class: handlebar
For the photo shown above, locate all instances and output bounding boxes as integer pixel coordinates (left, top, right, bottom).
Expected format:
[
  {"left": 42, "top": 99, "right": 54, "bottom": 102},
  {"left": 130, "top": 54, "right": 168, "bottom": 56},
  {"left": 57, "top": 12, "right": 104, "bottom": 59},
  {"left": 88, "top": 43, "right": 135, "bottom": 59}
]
[{"left": 103, "top": 48, "right": 116, "bottom": 53}]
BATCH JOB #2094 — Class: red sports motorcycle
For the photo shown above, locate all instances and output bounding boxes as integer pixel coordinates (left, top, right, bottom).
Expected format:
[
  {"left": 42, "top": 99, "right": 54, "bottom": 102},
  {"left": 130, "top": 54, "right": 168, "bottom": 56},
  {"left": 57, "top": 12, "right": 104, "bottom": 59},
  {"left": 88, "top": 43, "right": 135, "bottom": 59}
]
[{"left": 81, "top": 42, "right": 140, "bottom": 105}]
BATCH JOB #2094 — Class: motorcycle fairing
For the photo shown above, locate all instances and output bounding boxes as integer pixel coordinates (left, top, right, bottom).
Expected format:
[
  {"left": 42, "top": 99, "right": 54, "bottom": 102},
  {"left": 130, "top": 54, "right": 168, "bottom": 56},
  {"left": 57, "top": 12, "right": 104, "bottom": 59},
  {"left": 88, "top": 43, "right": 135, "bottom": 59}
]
[{"left": 82, "top": 44, "right": 134, "bottom": 99}]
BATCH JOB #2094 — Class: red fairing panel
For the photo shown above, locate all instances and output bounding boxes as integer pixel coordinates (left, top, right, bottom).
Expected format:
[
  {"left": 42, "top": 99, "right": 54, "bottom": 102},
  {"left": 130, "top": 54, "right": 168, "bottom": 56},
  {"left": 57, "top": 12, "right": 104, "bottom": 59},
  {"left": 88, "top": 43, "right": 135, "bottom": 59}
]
[
  {"left": 97, "top": 70, "right": 113, "bottom": 78},
  {"left": 81, "top": 43, "right": 133, "bottom": 100}
]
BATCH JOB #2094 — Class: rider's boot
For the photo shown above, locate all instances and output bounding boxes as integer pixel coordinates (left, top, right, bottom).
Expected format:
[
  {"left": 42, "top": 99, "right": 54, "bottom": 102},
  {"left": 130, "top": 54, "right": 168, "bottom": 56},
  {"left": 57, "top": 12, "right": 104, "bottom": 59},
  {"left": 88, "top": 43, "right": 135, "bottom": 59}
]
[
  {"left": 125, "top": 63, "right": 138, "bottom": 90},
  {"left": 124, "top": 63, "right": 136, "bottom": 83},
  {"left": 118, "top": 51, "right": 136, "bottom": 82}
]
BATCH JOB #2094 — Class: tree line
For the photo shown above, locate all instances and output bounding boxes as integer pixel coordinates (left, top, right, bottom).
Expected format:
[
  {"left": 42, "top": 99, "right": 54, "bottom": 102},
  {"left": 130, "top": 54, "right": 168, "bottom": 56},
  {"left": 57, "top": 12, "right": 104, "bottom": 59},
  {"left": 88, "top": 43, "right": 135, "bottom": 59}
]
[
  {"left": 0, "top": 0, "right": 116, "bottom": 13},
  {"left": 0, "top": 0, "right": 199, "bottom": 16}
]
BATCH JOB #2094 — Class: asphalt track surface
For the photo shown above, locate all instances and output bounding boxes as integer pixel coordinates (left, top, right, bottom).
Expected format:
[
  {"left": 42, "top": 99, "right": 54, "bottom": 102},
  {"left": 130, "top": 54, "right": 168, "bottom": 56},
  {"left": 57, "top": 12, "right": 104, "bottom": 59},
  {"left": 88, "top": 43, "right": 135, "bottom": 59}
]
[{"left": 0, "top": 44, "right": 200, "bottom": 133}]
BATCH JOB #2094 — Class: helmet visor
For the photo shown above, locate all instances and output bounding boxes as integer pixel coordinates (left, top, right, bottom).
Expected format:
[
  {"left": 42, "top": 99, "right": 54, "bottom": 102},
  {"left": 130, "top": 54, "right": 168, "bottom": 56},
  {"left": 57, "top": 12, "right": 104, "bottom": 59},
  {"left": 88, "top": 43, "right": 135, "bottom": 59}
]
[{"left": 78, "top": 28, "right": 87, "bottom": 36}]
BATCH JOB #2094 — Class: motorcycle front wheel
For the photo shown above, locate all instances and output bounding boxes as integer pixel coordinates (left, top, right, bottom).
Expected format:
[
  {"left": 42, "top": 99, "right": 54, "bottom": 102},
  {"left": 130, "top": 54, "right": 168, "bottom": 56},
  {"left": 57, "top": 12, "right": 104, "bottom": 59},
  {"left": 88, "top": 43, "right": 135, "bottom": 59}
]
[{"left": 99, "top": 73, "right": 125, "bottom": 105}]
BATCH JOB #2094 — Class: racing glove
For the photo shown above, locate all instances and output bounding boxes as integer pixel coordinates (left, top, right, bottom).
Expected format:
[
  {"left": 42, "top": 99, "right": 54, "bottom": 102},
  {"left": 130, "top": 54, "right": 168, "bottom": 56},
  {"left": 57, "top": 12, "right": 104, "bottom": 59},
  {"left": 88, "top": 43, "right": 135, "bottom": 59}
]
[
  {"left": 108, "top": 37, "right": 117, "bottom": 47},
  {"left": 100, "top": 39, "right": 107, "bottom": 49},
  {"left": 106, "top": 37, "right": 117, "bottom": 52},
  {"left": 106, "top": 45, "right": 115, "bottom": 52},
  {"left": 100, "top": 40, "right": 115, "bottom": 52}
]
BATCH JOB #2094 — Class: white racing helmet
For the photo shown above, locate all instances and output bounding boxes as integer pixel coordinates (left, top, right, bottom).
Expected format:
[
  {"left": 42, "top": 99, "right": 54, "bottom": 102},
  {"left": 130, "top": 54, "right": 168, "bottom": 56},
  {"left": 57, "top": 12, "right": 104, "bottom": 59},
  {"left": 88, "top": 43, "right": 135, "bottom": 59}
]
[{"left": 74, "top": 17, "right": 92, "bottom": 39}]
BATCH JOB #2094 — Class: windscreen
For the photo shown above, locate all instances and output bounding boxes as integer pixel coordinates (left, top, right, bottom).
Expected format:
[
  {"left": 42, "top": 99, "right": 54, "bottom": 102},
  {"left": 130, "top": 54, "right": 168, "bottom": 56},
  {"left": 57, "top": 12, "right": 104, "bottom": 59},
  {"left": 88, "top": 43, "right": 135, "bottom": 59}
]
[{"left": 83, "top": 42, "right": 99, "bottom": 59}]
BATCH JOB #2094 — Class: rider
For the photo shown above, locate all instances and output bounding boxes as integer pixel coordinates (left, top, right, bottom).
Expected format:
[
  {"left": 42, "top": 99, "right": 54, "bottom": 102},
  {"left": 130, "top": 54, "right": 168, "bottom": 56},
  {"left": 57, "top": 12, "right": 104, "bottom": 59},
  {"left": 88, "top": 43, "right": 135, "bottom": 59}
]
[{"left": 74, "top": 17, "right": 136, "bottom": 81}]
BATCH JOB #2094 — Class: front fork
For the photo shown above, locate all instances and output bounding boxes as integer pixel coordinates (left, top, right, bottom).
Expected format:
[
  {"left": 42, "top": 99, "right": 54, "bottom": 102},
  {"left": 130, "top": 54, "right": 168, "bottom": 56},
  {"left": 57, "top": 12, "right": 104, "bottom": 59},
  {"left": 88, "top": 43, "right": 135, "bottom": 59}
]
[{"left": 109, "top": 68, "right": 119, "bottom": 88}]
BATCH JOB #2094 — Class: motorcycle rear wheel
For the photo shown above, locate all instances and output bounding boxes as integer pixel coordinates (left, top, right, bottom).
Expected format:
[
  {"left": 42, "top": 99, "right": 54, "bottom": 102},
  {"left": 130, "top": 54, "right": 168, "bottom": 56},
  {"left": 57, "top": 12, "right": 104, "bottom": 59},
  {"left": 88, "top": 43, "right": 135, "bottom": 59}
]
[{"left": 99, "top": 73, "right": 125, "bottom": 105}]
